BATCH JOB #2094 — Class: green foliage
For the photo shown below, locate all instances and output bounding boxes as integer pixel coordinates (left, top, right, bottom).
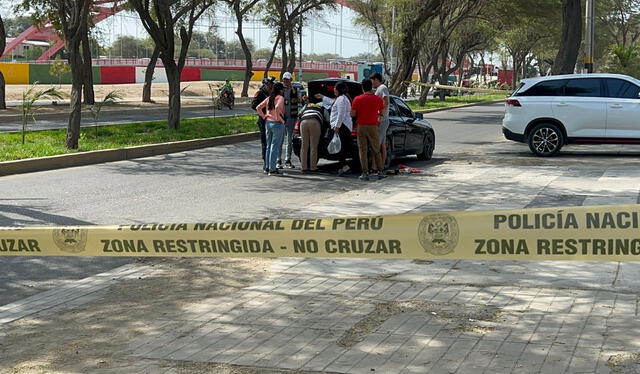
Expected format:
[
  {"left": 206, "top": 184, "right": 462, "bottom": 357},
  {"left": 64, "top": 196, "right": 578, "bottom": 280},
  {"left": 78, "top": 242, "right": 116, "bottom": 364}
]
[
  {"left": 19, "top": 82, "right": 66, "bottom": 145},
  {"left": 601, "top": 44, "right": 640, "bottom": 77},
  {"left": 0, "top": 115, "right": 257, "bottom": 161},
  {"left": 49, "top": 56, "right": 71, "bottom": 84},
  {"left": 4, "top": 16, "right": 32, "bottom": 37}
]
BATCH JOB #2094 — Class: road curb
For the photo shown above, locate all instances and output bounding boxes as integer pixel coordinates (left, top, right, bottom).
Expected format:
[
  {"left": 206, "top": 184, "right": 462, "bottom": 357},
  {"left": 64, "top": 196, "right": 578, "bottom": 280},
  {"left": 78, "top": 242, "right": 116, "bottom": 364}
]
[
  {"left": 0, "top": 131, "right": 260, "bottom": 177},
  {"left": 0, "top": 102, "right": 250, "bottom": 123},
  {"left": 415, "top": 99, "right": 505, "bottom": 114}
]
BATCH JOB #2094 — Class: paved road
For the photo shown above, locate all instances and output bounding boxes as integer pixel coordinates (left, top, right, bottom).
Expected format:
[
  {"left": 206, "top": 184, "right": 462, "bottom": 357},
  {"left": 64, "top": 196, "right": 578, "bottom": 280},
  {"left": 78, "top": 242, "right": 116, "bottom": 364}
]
[
  {"left": 5, "top": 102, "right": 640, "bottom": 373},
  {"left": 0, "top": 104, "right": 255, "bottom": 132}
]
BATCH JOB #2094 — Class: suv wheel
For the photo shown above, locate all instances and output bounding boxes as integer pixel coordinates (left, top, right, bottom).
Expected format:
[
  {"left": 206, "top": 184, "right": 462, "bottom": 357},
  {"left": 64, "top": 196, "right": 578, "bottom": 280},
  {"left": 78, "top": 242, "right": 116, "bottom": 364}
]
[
  {"left": 417, "top": 131, "right": 434, "bottom": 160},
  {"left": 528, "top": 123, "right": 564, "bottom": 157}
]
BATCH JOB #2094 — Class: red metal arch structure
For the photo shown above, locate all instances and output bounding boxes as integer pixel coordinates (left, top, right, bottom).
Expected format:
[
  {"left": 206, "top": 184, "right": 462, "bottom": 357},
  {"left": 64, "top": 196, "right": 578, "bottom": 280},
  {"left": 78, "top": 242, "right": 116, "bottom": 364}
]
[{"left": 1, "top": 0, "right": 124, "bottom": 61}]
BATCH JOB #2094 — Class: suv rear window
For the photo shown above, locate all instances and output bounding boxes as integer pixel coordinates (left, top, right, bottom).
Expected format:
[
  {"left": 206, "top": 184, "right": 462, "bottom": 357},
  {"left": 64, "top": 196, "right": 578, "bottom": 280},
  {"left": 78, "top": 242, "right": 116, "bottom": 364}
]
[
  {"left": 565, "top": 78, "right": 602, "bottom": 97},
  {"left": 605, "top": 78, "right": 640, "bottom": 99},
  {"left": 518, "top": 79, "right": 566, "bottom": 96}
]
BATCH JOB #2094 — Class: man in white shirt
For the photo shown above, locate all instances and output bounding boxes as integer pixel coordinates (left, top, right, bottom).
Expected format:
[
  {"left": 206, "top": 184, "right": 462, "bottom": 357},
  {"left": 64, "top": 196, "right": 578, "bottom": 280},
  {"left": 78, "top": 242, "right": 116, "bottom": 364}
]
[{"left": 370, "top": 73, "right": 390, "bottom": 169}]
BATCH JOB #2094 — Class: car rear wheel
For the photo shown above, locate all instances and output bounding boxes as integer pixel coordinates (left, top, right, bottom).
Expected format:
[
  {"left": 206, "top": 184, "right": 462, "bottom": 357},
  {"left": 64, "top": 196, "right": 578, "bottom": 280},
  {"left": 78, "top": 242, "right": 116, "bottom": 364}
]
[
  {"left": 528, "top": 123, "right": 564, "bottom": 157},
  {"left": 417, "top": 131, "right": 435, "bottom": 160}
]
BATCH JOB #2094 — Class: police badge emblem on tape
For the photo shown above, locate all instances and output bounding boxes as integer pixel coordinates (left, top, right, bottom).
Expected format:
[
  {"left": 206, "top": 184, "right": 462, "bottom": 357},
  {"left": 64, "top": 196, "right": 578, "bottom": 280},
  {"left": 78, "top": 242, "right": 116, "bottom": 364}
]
[
  {"left": 52, "top": 228, "right": 88, "bottom": 253},
  {"left": 418, "top": 213, "right": 459, "bottom": 255}
]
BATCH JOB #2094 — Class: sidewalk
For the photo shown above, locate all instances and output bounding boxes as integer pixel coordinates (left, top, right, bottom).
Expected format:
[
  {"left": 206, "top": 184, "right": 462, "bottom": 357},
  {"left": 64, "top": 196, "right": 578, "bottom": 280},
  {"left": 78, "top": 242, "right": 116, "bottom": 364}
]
[
  {"left": 2, "top": 157, "right": 639, "bottom": 373},
  {"left": 0, "top": 96, "right": 251, "bottom": 123}
]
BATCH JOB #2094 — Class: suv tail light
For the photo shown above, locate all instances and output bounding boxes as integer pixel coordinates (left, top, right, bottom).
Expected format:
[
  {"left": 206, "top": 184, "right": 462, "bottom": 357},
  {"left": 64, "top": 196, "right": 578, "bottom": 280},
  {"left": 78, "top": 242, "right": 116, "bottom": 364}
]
[{"left": 506, "top": 99, "right": 522, "bottom": 107}]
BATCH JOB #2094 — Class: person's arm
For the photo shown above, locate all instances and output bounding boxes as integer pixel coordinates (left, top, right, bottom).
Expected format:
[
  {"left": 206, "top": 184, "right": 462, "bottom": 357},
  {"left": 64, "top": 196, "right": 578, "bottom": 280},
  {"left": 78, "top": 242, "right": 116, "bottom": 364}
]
[
  {"left": 350, "top": 96, "right": 358, "bottom": 118},
  {"left": 256, "top": 97, "right": 268, "bottom": 120}
]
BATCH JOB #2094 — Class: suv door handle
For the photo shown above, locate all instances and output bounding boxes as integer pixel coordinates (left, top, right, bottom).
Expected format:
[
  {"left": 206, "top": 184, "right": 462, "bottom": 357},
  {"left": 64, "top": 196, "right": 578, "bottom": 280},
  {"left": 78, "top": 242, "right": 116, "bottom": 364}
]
[{"left": 610, "top": 104, "right": 623, "bottom": 109}]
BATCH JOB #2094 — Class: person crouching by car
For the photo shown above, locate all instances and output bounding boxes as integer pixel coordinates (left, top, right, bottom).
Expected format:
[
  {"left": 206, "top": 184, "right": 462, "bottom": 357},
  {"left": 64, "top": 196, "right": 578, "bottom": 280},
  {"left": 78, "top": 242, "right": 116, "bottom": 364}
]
[
  {"left": 252, "top": 76, "right": 275, "bottom": 173},
  {"left": 256, "top": 82, "right": 286, "bottom": 176},
  {"left": 351, "top": 79, "right": 385, "bottom": 181},
  {"left": 298, "top": 103, "right": 325, "bottom": 173},
  {"left": 315, "top": 82, "right": 353, "bottom": 176}
]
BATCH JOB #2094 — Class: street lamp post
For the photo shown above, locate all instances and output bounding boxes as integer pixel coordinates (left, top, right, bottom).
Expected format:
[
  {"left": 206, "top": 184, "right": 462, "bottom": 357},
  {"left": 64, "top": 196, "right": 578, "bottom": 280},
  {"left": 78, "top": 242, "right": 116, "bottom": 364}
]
[{"left": 584, "top": 0, "right": 595, "bottom": 73}]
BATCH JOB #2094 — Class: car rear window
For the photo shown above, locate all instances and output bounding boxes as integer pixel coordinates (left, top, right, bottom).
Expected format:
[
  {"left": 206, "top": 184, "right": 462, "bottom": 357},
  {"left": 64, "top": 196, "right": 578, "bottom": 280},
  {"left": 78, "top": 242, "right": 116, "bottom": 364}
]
[
  {"left": 518, "top": 79, "right": 567, "bottom": 96},
  {"left": 564, "top": 78, "right": 602, "bottom": 97},
  {"left": 308, "top": 80, "right": 363, "bottom": 103},
  {"left": 605, "top": 78, "right": 640, "bottom": 99}
]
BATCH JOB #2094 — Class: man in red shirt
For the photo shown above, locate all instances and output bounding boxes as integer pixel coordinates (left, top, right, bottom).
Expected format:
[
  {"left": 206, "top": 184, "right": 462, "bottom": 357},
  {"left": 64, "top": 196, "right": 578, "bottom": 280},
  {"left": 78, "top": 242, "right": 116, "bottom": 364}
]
[{"left": 351, "top": 78, "right": 386, "bottom": 180}]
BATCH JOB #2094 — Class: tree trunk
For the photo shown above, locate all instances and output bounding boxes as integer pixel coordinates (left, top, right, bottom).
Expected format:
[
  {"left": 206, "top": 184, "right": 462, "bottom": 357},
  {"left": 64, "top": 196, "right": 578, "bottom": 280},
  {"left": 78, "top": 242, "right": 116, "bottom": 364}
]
[
  {"left": 0, "top": 72, "right": 6, "bottom": 110},
  {"left": 142, "top": 46, "right": 160, "bottom": 103},
  {"left": 287, "top": 23, "right": 296, "bottom": 74},
  {"left": 66, "top": 42, "right": 84, "bottom": 149},
  {"left": 552, "top": 0, "right": 582, "bottom": 75},
  {"left": 235, "top": 13, "right": 253, "bottom": 97},
  {"left": 512, "top": 54, "right": 519, "bottom": 89},
  {"left": 264, "top": 28, "right": 283, "bottom": 78},
  {"left": 81, "top": 32, "right": 95, "bottom": 105},
  {"left": 280, "top": 28, "right": 288, "bottom": 77},
  {"left": 165, "top": 60, "right": 181, "bottom": 130},
  {"left": 0, "top": 15, "right": 7, "bottom": 110}
]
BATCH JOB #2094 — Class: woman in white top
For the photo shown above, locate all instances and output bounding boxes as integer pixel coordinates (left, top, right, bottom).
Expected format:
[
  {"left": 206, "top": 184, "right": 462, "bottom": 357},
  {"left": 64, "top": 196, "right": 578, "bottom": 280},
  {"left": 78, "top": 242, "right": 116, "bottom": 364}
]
[{"left": 315, "top": 82, "right": 353, "bottom": 175}]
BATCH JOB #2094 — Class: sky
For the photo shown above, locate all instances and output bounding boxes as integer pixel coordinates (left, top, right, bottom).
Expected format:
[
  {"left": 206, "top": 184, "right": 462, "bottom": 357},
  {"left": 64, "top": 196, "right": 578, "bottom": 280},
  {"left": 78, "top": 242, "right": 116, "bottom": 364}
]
[{"left": 88, "top": 5, "right": 377, "bottom": 58}]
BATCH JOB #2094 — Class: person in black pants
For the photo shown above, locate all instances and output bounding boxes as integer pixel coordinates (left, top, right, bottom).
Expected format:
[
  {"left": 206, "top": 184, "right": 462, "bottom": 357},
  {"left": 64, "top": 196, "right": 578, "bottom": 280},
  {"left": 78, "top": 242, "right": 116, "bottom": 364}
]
[{"left": 251, "top": 77, "right": 275, "bottom": 172}]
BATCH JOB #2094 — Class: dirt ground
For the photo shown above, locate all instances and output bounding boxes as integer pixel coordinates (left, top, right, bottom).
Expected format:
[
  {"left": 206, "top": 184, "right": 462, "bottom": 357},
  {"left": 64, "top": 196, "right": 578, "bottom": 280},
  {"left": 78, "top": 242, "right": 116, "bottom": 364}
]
[
  {"left": 2, "top": 81, "right": 263, "bottom": 102},
  {"left": 0, "top": 258, "right": 274, "bottom": 374}
]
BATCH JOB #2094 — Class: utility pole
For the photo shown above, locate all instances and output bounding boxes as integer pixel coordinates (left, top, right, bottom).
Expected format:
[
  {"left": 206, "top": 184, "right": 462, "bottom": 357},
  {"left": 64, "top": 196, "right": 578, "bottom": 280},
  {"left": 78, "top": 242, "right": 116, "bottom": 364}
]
[
  {"left": 299, "top": 15, "right": 303, "bottom": 82},
  {"left": 339, "top": 5, "right": 343, "bottom": 57},
  {"left": 584, "top": 0, "right": 595, "bottom": 73}
]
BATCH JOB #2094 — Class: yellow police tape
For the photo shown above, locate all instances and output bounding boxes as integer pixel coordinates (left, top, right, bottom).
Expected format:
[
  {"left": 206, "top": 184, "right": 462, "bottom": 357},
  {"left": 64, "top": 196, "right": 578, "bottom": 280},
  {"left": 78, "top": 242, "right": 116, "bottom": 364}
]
[{"left": 2, "top": 205, "right": 640, "bottom": 261}]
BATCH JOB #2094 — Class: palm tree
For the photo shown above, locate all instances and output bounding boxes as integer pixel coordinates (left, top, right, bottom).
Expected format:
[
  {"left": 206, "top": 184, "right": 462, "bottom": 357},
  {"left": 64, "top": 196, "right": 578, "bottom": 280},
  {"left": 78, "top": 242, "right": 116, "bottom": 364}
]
[{"left": 20, "top": 83, "right": 65, "bottom": 145}]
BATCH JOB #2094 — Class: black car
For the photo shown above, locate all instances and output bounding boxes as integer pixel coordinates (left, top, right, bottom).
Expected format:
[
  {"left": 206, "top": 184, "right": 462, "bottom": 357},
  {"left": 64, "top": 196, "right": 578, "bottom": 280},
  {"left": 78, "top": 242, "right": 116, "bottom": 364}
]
[{"left": 293, "top": 78, "right": 435, "bottom": 169}]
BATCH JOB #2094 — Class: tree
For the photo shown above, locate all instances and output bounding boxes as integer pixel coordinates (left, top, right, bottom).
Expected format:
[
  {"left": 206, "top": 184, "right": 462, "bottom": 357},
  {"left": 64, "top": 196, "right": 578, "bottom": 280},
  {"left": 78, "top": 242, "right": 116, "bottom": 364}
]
[
  {"left": 17, "top": 0, "right": 93, "bottom": 149},
  {"left": 601, "top": 44, "right": 640, "bottom": 76},
  {"left": 261, "top": 0, "right": 336, "bottom": 78},
  {"left": 109, "top": 36, "right": 149, "bottom": 58},
  {"left": 50, "top": 55, "right": 71, "bottom": 85},
  {"left": 130, "top": 0, "right": 216, "bottom": 130},
  {"left": 388, "top": 0, "right": 444, "bottom": 94},
  {"left": 221, "top": 0, "right": 262, "bottom": 97},
  {"left": 551, "top": 0, "right": 582, "bottom": 74},
  {"left": 350, "top": 0, "right": 393, "bottom": 75},
  {"left": 254, "top": 48, "right": 273, "bottom": 60},
  {"left": 599, "top": 0, "right": 640, "bottom": 48},
  {"left": 0, "top": 14, "right": 6, "bottom": 109},
  {"left": 4, "top": 16, "right": 32, "bottom": 37}
]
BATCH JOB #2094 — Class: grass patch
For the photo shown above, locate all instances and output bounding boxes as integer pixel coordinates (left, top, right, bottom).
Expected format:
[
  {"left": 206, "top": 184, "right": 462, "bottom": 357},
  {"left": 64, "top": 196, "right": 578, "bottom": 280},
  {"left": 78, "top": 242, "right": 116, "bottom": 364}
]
[
  {"left": 0, "top": 115, "right": 257, "bottom": 162},
  {"left": 407, "top": 93, "right": 507, "bottom": 111}
]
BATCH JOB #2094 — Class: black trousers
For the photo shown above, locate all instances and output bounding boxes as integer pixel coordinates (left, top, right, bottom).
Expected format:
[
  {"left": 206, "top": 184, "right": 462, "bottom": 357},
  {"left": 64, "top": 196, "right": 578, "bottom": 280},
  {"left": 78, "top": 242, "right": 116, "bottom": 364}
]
[
  {"left": 336, "top": 125, "right": 352, "bottom": 169},
  {"left": 258, "top": 119, "right": 267, "bottom": 167}
]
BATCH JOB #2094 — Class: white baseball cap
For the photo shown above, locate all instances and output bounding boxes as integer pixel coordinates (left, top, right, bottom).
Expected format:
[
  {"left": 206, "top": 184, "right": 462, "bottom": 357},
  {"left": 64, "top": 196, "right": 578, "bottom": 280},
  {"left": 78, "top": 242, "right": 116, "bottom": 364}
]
[{"left": 282, "top": 72, "right": 293, "bottom": 80}]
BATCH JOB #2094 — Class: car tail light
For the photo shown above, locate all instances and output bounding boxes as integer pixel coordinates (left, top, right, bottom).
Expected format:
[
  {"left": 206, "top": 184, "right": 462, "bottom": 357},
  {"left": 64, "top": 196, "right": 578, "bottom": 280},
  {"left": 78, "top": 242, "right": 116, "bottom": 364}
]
[
  {"left": 350, "top": 123, "right": 358, "bottom": 137},
  {"left": 506, "top": 99, "right": 522, "bottom": 107},
  {"left": 294, "top": 121, "right": 300, "bottom": 135}
]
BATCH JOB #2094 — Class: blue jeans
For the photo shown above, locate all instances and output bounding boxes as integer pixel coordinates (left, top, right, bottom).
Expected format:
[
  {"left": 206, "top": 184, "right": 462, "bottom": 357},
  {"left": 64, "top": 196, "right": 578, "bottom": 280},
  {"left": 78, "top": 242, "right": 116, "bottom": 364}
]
[
  {"left": 266, "top": 121, "right": 284, "bottom": 171},
  {"left": 280, "top": 120, "right": 295, "bottom": 163}
]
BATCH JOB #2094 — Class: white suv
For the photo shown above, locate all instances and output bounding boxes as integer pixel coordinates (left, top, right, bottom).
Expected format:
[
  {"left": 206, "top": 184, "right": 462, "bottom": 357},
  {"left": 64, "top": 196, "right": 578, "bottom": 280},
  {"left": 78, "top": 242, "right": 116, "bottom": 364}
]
[{"left": 502, "top": 73, "right": 640, "bottom": 156}]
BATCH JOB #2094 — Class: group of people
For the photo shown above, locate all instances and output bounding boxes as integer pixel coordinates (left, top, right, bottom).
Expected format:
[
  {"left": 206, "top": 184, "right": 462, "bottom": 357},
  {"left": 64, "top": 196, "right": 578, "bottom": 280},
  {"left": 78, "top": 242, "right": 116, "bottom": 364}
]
[
  {"left": 252, "top": 72, "right": 304, "bottom": 176},
  {"left": 252, "top": 71, "right": 390, "bottom": 181}
]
